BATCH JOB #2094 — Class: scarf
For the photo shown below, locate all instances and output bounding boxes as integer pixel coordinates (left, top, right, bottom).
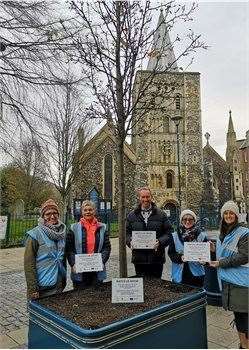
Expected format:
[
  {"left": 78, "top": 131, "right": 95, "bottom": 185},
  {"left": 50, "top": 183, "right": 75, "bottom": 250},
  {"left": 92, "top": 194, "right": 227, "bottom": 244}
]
[
  {"left": 141, "top": 205, "right": 152, "bottom": 225},
  {"left": 180, "top": 225, "right": 201, "bottom": 242},
  {"left": 80, "top": 217, "right": 99, "bottom": 254},
  {"left": 80, "top": 217, "right": 98, "bottom": 227},
  {"left": 38, "top": 218, "right": 66, "bottom": 241}
]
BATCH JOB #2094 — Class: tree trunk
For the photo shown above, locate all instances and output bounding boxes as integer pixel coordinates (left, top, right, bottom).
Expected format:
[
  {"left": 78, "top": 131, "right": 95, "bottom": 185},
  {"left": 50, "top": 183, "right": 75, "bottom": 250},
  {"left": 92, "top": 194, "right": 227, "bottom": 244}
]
[{"left": 117, "top": 139, "right": 128, "bottom": 278}]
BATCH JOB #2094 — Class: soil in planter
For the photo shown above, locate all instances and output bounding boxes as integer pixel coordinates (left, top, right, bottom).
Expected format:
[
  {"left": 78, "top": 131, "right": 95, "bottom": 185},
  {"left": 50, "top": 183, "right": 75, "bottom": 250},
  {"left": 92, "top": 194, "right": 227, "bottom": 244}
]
[{"left": 38, "top": 278, "right": 200, "bottom": 329}]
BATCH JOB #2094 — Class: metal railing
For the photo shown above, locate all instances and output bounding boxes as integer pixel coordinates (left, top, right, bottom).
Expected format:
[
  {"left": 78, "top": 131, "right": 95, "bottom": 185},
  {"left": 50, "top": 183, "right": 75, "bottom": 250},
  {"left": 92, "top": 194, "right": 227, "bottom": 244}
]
[{"left": 0, "top": 208, "right": 222, "bottom": 248}]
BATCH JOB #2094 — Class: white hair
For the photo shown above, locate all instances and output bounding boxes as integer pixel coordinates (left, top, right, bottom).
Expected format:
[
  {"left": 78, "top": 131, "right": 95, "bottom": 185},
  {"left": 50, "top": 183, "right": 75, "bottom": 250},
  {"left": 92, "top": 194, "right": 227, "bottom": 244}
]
[{"left": 81, "top": 200, "right": 96, "bottom": 210}]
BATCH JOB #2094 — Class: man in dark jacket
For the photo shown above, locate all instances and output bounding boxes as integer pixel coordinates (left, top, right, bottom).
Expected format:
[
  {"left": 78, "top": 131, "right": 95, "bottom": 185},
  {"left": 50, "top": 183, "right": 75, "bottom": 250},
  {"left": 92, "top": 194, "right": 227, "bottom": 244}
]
[{"left": 126, "top": 187, "right": 173, "bottom": 278}]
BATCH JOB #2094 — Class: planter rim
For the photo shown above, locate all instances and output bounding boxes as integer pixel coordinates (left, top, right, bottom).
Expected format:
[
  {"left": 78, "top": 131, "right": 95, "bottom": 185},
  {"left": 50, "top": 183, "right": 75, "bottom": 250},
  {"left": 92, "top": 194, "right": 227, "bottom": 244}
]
[{"left": 29, "top": 288, "right": 206, "bottom": 337}]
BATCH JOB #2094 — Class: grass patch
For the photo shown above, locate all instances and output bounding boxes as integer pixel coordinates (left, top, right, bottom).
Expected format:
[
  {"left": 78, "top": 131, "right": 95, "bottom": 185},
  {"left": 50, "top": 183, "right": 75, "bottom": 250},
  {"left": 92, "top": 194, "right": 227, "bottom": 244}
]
[{"left": 109, "top": 222, "right": 118, "bottom": 238}]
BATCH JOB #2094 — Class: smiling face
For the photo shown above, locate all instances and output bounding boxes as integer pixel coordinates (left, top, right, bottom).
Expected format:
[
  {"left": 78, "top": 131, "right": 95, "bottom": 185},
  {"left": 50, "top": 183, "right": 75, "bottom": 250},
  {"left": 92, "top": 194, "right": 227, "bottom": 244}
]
[
  {"left": 139, "top": 189, "right": 152, "bottom": 209},
  {"left": 182, "top": 215, "right": 195, "bottom": 229},
  {"left": 223, "top": 210, "right": 236, "bottom": 225},
  {"left": 82, "top": 204, "right": 95, "bottom": 221},
  {"left": 43, "top": 209, "right": 59, "bottom": 225}
]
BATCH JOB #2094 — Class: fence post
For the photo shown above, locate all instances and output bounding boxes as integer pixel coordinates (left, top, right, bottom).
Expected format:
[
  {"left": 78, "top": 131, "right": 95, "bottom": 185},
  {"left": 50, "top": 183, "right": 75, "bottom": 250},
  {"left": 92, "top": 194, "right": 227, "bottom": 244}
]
[{"left": 5, "top": 212, "right": 11, "bottom": 246}]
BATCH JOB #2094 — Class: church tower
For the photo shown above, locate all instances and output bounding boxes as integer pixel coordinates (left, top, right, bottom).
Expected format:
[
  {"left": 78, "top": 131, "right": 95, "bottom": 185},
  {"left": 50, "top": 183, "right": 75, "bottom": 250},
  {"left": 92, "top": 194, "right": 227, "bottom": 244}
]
[
  {"left": 226, "top": 110, "right": 245, "bottom": 211},
  {"left": 132, "top": 10, "right": 204, "bottom": 219}
]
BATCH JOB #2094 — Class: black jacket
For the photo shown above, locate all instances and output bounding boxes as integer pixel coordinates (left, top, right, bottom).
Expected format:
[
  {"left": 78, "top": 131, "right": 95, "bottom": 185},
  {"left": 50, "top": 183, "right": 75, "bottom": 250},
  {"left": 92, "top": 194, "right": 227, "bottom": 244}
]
[{"left": 126, "top": 203, "right": 173, "bottom": 265}]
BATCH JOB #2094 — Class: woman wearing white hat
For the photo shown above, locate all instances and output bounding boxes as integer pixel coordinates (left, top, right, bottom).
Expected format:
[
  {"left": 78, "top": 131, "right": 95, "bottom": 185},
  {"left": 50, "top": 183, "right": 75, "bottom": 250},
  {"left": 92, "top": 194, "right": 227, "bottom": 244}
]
[
  {"left": 168, "top": 209, "right": 207, "bottom": 287},
  {"left": 209, "top": 200, "right": 248, "bottom": 349}
]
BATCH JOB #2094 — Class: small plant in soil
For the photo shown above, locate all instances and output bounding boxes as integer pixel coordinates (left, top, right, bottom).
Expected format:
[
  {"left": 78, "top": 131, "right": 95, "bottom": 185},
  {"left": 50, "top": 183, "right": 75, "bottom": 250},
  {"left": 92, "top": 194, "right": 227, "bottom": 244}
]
[{"left": 38, "top": 279, "right": 199, "bottom": 329}]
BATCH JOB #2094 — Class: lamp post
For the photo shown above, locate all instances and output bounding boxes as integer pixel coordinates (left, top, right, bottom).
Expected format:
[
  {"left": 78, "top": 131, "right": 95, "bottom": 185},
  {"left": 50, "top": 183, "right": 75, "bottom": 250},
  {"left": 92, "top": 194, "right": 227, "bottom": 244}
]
[{"left": 171, "top": 115, "right": 183, "bottom": 212}]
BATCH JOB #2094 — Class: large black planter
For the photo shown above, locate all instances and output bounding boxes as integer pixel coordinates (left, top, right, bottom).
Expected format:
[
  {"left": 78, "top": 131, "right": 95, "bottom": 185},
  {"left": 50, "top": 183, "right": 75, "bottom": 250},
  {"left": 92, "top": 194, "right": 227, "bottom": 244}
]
[
  {"left": 204, "top": 236, "right": 222, "bottom": 307},
  {"left": 204, "top": 265, "right": 222, "bottom": 306},
  {"left": 28, "top": 288, "right": 207, "bottom": 349}
]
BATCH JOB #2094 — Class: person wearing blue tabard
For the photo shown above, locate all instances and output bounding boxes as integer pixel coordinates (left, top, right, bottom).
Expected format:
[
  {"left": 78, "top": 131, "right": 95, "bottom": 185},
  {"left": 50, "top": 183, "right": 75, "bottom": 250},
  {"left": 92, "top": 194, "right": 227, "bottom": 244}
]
[
  {"left": 168, "top": 209, "right": 207, "bottom": 287},
  {"left": 209, "top": 201, "right": 248, "bottom": 349}
]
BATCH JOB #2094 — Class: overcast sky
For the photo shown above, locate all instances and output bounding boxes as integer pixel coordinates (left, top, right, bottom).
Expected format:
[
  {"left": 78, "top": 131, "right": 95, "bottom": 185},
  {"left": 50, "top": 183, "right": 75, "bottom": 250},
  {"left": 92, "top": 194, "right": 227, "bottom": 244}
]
[
  {"left": 173, "top": 1, "right": 248, "bottom": 158},
  {"left": 1, "top": 1, "right": 248, "bottom": 167}
]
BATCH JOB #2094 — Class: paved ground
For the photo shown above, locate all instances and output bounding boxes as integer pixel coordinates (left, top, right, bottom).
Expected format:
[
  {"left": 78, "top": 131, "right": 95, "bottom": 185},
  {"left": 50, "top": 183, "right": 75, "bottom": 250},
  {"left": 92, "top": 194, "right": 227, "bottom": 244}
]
[{"left": 0, "top": 237, "right": 238, "bottom": 349}]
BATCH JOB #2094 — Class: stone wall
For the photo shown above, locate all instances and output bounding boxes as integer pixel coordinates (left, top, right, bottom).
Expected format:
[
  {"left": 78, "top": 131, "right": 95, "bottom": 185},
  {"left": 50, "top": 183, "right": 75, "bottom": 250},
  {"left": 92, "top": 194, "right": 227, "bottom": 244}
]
[
  {"left": 132, "top": 70, "right": 204, "bottom": 212},
  {"left": 72, "top": 137, "right": 136, "bottom": 212},
  {"left": 203, "top": 145, "right": 231, "bottom": 208}
]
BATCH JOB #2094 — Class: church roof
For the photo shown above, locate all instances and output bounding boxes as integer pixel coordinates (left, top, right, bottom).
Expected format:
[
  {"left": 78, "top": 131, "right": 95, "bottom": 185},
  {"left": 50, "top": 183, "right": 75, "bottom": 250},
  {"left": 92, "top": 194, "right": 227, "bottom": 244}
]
[
  {"left": 239, "top": 130, "right": 249, "bottom": 149},
  {"left": 78, "top": 124, "right": 136, "bottom": 165},
  {"left": 147, "top": 9, "right": 178, "bottom": 72},
  {"left": 236, "top": 139, "right": 245, "bottom": 148},
  {"left": 203, "top": 143, "right": 227, "bottom": 167}
]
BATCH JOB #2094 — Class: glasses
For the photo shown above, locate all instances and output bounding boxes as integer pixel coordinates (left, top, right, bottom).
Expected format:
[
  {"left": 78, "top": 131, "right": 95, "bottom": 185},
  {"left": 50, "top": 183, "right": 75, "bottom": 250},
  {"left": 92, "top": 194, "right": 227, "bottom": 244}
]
[
  {"left": 44, "top": 211, "right": 59, "bottom": 217},
  {"left": 182, "top": 218, "right": 194, "bottom": 223}
]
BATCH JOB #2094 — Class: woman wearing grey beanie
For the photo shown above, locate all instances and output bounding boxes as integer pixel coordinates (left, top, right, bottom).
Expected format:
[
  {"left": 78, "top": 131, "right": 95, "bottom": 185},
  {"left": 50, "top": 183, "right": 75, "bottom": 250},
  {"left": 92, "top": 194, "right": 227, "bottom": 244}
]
[
  {"left": 168, "top": 209, "right": 207, "bottom": 287},
  {"left": 209, "top": 200, "right": 249, "bottom": 349}
]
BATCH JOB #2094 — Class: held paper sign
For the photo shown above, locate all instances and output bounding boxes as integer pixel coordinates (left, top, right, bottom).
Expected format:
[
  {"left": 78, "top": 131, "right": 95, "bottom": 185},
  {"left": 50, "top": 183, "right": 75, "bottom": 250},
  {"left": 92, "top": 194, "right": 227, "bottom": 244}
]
[
  {"left": 112, "top": 278, "right": 144, "bottom": 303},
  {"left": 75, "top": 253, "right": 103, "bottom": 273},
  {"left": 0, "top": 216, "right": 8, "bottom": 240},
  {"left": 184, "top": 242, "right": 210, "bottom": 262},
  {"left": 132, "top": 231, "right": 156, "bottom": 249}
]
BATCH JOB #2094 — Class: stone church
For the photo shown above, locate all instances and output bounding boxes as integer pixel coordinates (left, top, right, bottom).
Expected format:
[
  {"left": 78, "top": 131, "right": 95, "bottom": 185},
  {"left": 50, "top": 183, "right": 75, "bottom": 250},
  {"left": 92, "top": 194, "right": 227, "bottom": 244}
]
[
  {"left": 203, "top": 112, "right": 248, "bottom": 221},
  {"left": 71, "top": 11, "right": 248, "bottom": 224}
]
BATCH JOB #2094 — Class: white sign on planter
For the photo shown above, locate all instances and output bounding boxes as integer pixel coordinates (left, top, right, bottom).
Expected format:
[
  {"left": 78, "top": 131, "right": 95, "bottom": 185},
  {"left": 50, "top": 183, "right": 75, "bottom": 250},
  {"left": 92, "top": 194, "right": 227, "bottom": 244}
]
[
  {"left": 75, "top": 253, "right": 103, "bottom": 273},
  {"left": 132, "top": 231, "right": 156, "bottom": 249},
  {"left": 112, "top": 278, "right": 144, "bottom": 303},
  {"left": 184, "top": 242, "right": 211, "bottom": 262},
  {"left": 0, "top": 216, "right": 8, "bottom": 240}
]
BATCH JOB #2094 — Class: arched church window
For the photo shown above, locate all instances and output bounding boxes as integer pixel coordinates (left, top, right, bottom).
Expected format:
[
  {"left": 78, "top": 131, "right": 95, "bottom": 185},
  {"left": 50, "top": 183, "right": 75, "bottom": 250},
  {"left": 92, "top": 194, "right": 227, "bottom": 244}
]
[
  {"left": 104, "top": 154, "right": 113, "bottom": 200},
  {"left": 175, "top": 94, "right": 181, "bottom": 110},
  {"left": 166, "top": 171, "right": 174, "bottom": 189},
  {"left": 163, "top": 117, "right": 169, "bottom": 133}
]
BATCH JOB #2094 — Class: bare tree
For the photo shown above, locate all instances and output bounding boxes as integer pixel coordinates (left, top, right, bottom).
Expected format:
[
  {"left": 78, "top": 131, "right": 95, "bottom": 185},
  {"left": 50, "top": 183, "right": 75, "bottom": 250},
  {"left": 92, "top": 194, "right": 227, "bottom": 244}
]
[
  {"left": 0, "top": 1, "right": 93, "bottom": 213},
  {"left": 61, "top": 1, "right": 207, "bottom": 277},
  {"left": 38, "top": 75, "right": 92, "bottom": 218},
  {"left": 0, "top": 0, "right": 81, "bottom": 133}
]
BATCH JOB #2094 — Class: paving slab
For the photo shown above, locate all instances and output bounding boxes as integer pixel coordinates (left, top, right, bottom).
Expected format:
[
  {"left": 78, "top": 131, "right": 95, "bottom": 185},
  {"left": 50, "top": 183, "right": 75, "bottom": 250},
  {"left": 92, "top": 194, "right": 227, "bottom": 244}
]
[
  {"left": 7, "top": 326, "right": 28, "bottom": 346},
  {"left": 207, "top": 323, "right": 237, "bottom": 348},
  {"left": 207, "top": 305, "right": 234, "bottom": 330},
  {"left": 208, "top": 340, "right": 227, "bottom": 349},
  {"left": 0, "top": 334, "right": 19, "bottom": 349},
  {"left": 227, "top": 339, "right": 240, "bottom": 349}
]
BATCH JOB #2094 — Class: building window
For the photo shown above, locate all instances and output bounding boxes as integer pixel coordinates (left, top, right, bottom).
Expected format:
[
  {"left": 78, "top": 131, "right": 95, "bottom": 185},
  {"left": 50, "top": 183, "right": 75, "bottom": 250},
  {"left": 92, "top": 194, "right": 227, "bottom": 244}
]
[
  {"left": 175, "top": 94, "right": 181, "bottom": 110},
  {"left": 104, "top": 154, "right": 113, "bottom": 201},
  {"left": 236, "top": 186, "right": 239, "bottom": 191},
  {"left": 166, "top": 171, "right": 174, "bottom": 189},
  {"left": 89, "top": 188, "right": 100, "bottom": 209},
  {"left": 163, "top": 117, "right": 169, "bottom": 133}
]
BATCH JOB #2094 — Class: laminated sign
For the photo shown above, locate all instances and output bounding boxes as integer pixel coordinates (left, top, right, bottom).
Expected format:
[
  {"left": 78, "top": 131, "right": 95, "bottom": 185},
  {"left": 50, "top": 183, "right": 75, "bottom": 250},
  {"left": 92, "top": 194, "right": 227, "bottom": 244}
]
[
  {"left": 75, "top": 253, "right": 103, "bottom": 273},
  {"left": 112, "top": 278, "right": 144, "bottom": 303},
  {"left": 184, "top": 242, "right": 211, "bottom": 262},
  {"left": 132, "top": 231, "right": 156, "bottom": 249},
  {"left": 0, "top": 216, "right": 8, "bottom": 240}
]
